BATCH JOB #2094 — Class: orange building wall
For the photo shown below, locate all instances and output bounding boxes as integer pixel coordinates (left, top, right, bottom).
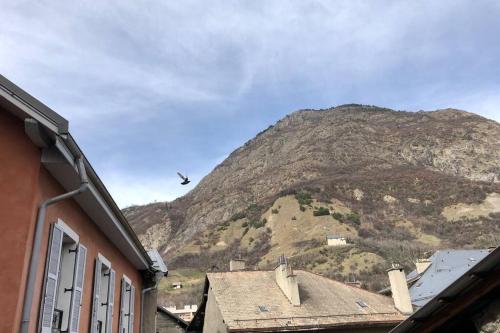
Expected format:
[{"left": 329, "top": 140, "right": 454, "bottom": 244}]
[
  {"left": 0, "top": 110, "right": 43, "bottom": 333},
  {"left": 0, "top": 108, "right": 144, "bottom": 333}
]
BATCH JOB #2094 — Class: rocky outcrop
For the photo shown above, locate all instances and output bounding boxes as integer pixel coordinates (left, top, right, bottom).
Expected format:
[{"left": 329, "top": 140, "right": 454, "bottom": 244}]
[{"left": 125, "top": 105, "right": 500, "bottom": 256}]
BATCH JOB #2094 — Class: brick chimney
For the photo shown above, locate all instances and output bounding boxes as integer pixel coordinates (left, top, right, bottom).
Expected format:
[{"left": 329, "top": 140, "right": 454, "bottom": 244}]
[
  {"left": 229, "top": 259, "right": 246, "bottom": 271},
  {"left": 275, "top": 255, "right": 300, "bottom": 306},
  {"left": 387, "top": 264, "right": 413, "bottom": 314}
]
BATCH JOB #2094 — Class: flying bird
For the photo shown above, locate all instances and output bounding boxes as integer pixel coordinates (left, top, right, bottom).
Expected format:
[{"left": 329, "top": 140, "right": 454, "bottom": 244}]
[{"left": 177, "top": 172, "right": 190, "bottom": 185}]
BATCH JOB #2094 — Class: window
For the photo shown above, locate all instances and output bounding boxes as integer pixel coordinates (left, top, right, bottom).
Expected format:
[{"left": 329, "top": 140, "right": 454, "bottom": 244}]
[
  {"left": 356, "top": 300, "right": 368, "bottom": 308},
  {"left": 118, "top": 276, "right": 135, "bottom": 333},
  {"left": 90, "top": 254, "right": 116, "bottom": 333},
  {"left": 40, "top": 220, "right": 87, "bottom": 333},
  {"left": 258, "top": 305, "right": 269, "bottom": 312}
]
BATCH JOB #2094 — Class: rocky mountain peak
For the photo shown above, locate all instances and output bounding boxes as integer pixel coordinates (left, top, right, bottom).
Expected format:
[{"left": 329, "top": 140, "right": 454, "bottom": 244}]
[{"left": 125, "top": 106, "right": 499, "bottom": 302}]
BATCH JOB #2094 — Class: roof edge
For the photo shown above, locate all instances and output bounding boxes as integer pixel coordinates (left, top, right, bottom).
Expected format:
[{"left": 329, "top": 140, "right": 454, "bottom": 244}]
[
  {"left": 0, "top": 74, "right": 153, "bottom": 269},
  {"left": 227, "top": 317, "right": 403, "bottom": 332},
  {"left": 157, "top": 306, "right": 189, "bottom": 328},
  {"left": 0, "top": 74, "right": 68, "bottom": 133},
  {"left": 64, "top": 133, "right": 153, "bottom": 267}
]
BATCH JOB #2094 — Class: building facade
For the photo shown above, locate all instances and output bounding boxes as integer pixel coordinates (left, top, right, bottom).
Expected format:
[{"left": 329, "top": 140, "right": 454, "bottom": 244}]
[{"left": 0, "top": 75, "right": 166, "bottom": 333}]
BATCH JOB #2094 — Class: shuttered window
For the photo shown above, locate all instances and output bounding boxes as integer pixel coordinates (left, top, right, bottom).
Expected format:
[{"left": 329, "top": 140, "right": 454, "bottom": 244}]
[
  {"left": 129, "top": 285, "right": 135, "bottom": 333},
  {"left": 106, "top": 269, "right": 116, "bottom": 333},
  {"left": 39, "top": 221, "right": 87, "bottom": 333},
  {"left": 119, "top": 276, "right": 135, "bottom": 333},
  {"left": 91, "top": 258, "right": 102, "bottom": 333},
  {"left": 69, "top": 244, "right": 87, "bottom": 333},
  {"left": 40, "top": 224, "right": 63, "bottom": 333},
  {"left": 91, "top": 255, "right": 115, "bottom": 333},
  {"left": 119, "top": 277, "right": 126, "bottom": 333}
]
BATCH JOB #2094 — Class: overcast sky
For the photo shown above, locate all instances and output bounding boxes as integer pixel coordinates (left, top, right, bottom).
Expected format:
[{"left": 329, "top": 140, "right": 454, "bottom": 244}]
[{"left": 1, "top": 1, "right": 499, "bottom": 207}]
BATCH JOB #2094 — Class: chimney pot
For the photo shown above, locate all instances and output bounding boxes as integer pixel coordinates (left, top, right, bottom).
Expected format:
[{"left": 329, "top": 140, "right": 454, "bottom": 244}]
[
  {"left": 387, "top": 264, "right": 413, "bottom": 314},
  {"left": 415, "top": 258, "right": 432, "bottom": 274},
  {"left": 275, "top": 255, "right": 300, "bottom": 306},
  {"left": 229, "top": 259, "right": 246, "bottom": 271}
]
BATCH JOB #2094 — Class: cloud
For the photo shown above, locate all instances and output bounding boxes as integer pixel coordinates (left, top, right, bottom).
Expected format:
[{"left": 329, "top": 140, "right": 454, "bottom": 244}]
[{"left": 1, "top": 1, "right": 499, "bottom": 206}]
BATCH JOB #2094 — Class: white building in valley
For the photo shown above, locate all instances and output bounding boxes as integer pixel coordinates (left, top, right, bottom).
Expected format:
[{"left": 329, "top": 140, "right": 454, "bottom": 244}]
[{"left": 326, "top": 235, "right": 348, "bottom": 246}]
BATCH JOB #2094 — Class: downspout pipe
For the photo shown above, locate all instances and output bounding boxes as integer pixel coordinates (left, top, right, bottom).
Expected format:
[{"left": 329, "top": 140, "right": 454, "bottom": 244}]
[
  {"left": 141, "top": 285, "right": 157, "bottom": 333},
  {"left": 141, "top": 271, "right": 167, "bottom": 333},
  {"left": 20, "top": 157, "right": 89, "bottom": 333}
]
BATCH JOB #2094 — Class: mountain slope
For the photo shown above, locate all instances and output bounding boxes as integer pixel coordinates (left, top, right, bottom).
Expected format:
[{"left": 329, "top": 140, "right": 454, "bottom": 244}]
[{"left": 124, "top": 105, "right": 500, "bottom": 302}]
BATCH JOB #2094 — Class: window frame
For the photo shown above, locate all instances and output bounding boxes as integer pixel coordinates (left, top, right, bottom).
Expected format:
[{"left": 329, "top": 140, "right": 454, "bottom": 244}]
[
  {"left": 118, "top": 275, "right": 135, "bottom": 333},
  {"left": 39, "top": 219, "right": 87, "bottom": 333},
  {"left": 90, "top": 253, "right": 116, "bottom": 333}
]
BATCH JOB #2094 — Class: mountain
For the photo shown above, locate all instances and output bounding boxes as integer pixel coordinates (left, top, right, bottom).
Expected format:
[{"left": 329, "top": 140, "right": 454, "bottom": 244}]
[{"left": 123, "top": 105, "right": 500, "bottom": 304}]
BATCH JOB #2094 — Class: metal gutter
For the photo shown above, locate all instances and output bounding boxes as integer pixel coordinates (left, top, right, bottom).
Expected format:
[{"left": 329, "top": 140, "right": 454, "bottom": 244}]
[
  {"left": 63, "top": 133, "right": 153, "bottom": 267},
  {"left": 141, "top": 252, "right": 168, "bottom": 333},
  {"left": 47, "top": 136, "right": 152, "bottom": 270},
  {"left": 140, "top": 283, "right": 159, "bottom": 333},
  {"left": 0, "top": 74, "right": 68, "bottom": 133}
]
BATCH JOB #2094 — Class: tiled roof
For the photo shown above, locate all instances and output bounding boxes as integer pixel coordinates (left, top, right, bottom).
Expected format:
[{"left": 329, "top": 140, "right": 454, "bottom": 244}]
[
  {"left": 207, "top": 270, "right": 406, "bottom": 331},
  {"left": 409, "top": 249, "right": 489, "bottom": 307}
]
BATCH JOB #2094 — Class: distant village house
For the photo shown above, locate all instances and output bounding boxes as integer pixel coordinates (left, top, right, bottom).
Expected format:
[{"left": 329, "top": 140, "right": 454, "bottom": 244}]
[
  {"left": 326, "top": 235, "right": 348, "bottom": 247},
  {"left": 172, "top": 282, "right": 183, "bottom": 289}
]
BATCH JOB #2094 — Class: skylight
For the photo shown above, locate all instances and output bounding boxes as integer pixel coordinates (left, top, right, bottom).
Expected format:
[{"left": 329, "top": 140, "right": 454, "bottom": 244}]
[
  {"left": 356, "top": 300, "right": 368, "bottom": 308},
  {"left": 258, "top": 305, "right": 269, "bottom": 312}
]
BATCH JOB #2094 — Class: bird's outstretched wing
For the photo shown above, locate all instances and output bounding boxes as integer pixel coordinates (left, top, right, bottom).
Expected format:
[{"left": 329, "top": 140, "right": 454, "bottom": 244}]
[{"left": 177, "top": 172, "right": 187, "bottom": 181}]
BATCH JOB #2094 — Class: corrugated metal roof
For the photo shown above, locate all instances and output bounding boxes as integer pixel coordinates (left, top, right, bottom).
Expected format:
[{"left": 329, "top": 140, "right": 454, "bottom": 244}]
[
  {"left": 148, "top": 249, "right": 168, "bottom": 273},
  {"left": 390, "top": 246, "right": 500, "bottom": 333},
  {"left": 409, "top": 249, "right": 489, "bottom": 307}
]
